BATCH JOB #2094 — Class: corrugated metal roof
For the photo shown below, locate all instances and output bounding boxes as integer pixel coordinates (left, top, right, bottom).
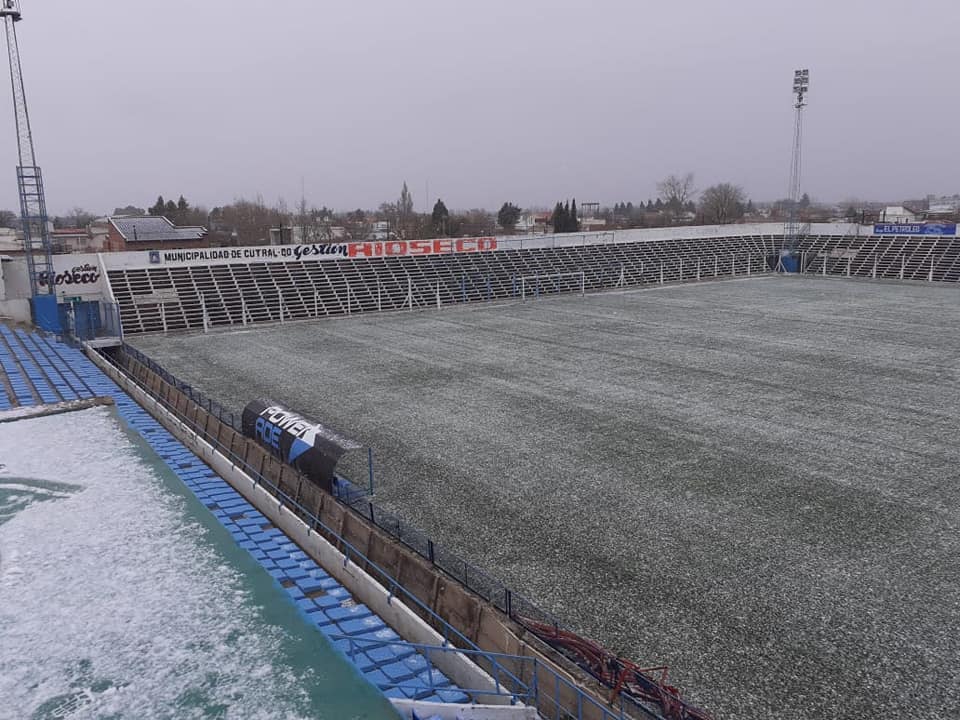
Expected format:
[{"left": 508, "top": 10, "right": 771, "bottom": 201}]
[{"left": 111, "top": 216, "right": 206, "bottom": 243}]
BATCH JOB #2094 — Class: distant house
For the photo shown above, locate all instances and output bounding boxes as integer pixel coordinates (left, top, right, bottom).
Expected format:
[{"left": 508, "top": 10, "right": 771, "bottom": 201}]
[
  {"left": 880, "top": 206, "right": 920, "bottom": 224},
  {"left": 105, "top": 216, "right": 208, "bottom": 252},
  {"left": 513, "top": 213, "right": 552, "bottom": 234},
  {"left": 49, "top": 227, "right": 110, "bottom": 254},
  {"left": 927, "top": 195, "right": 959, "bottom": 217}
]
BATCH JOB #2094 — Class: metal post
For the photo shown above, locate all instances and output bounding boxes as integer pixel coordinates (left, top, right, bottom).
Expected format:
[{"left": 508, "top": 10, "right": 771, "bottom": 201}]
[
  {"left": 241, "top": 296, "right": 247, "bottom": 326},
  {"left": 346, "top": 281, "right": 352, "bottom": 315},
  {"left": 679, "top": 257, "right": 683, "bottom": 279},
  {"left": 929, "top": 256, "right": 934, "bottom": 282},
  {"left": 314, "top": 291, "right": 319, "bottom": 317},
  {"left": 823, "top": 255, "right": 827, "bottom": 276},
  {"left": 747, "top": 256, "right": 751, "bottom": 276},
  {"left": 846, "top": 256, "right": 851, "bottom": 277},
  {"left": 160, "top": 302, "right": 167, "bottom": 333},
  {"left": 368, "top": 447, "right": 374, "bottom": 495},
  {"left": 436, "top": 279, "right": 441, "bottom": 309},
  {"left": 659, "top": 260, "right": 664, "bottom": 284},
  {"left": 407, "top": 277, "right": 412, "bottom": 310},
  {"left": 714, "top": 255, "right": 718, "bottom": 277},
  {"left": 279, "top": 293, "right": 284, "bottom": 324},
  {"left": 377, "top": 281, "right": 382, "bottom": 311},
  {"left": 872, "top": 257, "right": 877, "bottom": 279},
  {"left": 731, "top": 253, "right": 736, "bottom": 276},
  {"left": 618, "top": 263, "right": 625, "bottom": 287},
  {"left": 696, "top": 257, "right": 701, "bottom": 280},
  {"left": 900, "top": 255, "right": 905, "bottom": 280},
  {"left": 201, "top": 295, "right": 208, "bottom": 333}
]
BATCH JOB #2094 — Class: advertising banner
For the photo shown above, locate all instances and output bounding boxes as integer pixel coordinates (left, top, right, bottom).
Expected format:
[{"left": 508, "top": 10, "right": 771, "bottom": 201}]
[
  {"left": 140, "top": 237, "right": 499, "bottom": 268},
  {"left": 241, "top": 400, "right": 361, "bottom": 492},
  {"left": 40, "top": 253, "right": 104, "bottom": 297},
  {"left": 873, "top": 223, "right": 957, "bottom": 236}
]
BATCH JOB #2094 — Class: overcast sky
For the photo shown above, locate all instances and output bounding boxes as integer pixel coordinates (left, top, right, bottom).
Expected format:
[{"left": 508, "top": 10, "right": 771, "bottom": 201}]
[{"left": 1, "top": 0, "right": 957, "bottom": 215}]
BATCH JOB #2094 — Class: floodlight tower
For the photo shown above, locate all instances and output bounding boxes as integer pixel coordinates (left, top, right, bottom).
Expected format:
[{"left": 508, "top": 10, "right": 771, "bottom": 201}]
[
  {"left": 783, "top": 68, "right": 809, "bottom": 265},
  {"left": 0, "top": 0, "right": 53, "bottom": 299}
]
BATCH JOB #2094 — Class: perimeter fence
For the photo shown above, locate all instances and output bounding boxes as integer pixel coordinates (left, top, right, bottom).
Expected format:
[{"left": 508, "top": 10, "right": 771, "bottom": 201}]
[{"left": 115, "top": 341, "right": 662, "bottom": 720}]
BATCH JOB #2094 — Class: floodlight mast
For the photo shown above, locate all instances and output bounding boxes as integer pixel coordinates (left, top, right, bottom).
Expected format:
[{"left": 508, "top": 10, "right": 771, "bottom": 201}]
[
  {"left": 0, "top": 0, "right": 54, "bottom": 298},
  {"left": 783, "top": 68, "right": 809, "bottom": 263}
]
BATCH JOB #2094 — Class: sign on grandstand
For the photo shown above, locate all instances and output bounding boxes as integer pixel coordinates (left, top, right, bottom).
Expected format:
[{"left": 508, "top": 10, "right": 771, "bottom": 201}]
[
  {"left": 40, "top": 255, "right": 105, "bottom": 298},
  {"left": 873, "top": 223, "right": 957, "bottom": 236},
  {"left": 120, "top": 237, "right": 500, "bottom": 268}
]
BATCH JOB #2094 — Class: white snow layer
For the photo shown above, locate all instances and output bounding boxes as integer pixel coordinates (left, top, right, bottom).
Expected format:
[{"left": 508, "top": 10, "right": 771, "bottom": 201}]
[{"left": 0, "top": 407, "right": 323, "bottom": 720}]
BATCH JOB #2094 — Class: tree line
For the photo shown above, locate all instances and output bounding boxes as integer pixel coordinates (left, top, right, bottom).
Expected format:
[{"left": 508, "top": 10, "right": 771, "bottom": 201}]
[{"left": 26, "top": 171, "right": 767, "bottom": 246}]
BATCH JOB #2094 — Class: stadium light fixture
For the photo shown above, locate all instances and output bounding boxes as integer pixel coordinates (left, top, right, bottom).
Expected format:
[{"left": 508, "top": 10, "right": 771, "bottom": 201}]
[{"left": 793, "top": 69, "right": 810, "bottom": 107}]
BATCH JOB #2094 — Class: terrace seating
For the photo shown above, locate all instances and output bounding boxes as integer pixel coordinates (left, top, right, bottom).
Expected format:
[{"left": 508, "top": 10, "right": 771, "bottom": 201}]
[
  {"left": 798, "top": 234, "right": 960, "bottom": 282},
  {"left": 107, "top": 234, "right": 776, "bottom": 334},
  {"left": 0, "top": 324, "right": 97, "bottom": 407}
]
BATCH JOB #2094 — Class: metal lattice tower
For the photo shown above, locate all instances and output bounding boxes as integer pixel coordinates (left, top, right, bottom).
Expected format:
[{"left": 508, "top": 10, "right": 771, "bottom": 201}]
[
  {"left": 783, "top": 68, "right": 809, "bottom": 256},
  {"left": 1, "top": 0, "right": 53, "bottom": 297}
]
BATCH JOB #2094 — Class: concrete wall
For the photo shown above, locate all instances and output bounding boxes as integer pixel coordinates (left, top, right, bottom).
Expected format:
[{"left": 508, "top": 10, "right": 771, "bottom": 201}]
[
  {"left": 0, "top": 298, "right": 30, "bottom": 322},
  {"left": 99, "top": 348, "right": 630, "bottom": 720},
  {"left": 2, "top": 258, "right": 30, "bottom": 300}
]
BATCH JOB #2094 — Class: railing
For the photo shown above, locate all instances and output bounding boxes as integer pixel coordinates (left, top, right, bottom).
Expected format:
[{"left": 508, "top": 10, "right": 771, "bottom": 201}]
[
  {"left": 96, "top": 345, "right": 660, "bottom": 720},
  {"left": 330, "top": 634, "right": 535, "bottom": 705}
]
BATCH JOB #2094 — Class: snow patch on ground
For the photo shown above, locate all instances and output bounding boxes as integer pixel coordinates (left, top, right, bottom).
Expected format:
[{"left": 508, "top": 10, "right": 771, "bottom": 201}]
[{"left": 0, "top": 407, "right": 317, "bottom": 720}]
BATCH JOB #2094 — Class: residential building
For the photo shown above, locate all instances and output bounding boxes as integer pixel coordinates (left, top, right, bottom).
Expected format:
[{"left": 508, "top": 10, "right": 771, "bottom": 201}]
[{"left": 105, "top": 216, "right": 208, "bottom": 252}]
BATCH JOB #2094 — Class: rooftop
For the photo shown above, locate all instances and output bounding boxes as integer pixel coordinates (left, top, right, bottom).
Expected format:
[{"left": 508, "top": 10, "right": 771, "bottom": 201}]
[{"left": 110, "top": 216, "right": 206, "bottom": 243}]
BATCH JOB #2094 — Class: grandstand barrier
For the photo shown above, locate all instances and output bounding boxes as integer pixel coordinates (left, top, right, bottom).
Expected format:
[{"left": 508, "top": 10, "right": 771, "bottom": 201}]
[{"left": 101, "top": 342, "right": 667, "bottom": 720}]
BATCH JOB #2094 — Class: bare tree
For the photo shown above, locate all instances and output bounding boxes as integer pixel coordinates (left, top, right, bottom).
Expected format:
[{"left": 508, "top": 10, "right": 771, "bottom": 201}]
[
  {"left": 699, "top": 183, "right": 747, "bottom": 225},
  {"left": 657, "top": 172, "right": 697, "bottom": 215},
  {"left": 398, "top": 181, "right": 414, "bottom": 238},
  {"left": 295, "top": 194, "right": 316, "bottom": 243}
]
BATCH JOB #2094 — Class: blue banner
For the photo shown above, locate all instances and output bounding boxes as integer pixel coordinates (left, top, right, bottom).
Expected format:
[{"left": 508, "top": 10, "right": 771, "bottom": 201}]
[{"left": 873, "top": 223, "right": 957, "bottom": 236}]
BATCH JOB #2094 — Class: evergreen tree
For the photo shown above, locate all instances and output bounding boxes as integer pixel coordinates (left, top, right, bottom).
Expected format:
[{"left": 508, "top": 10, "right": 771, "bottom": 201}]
[
  {"left": 570, "top": 199, "right": 579, "bottom": 232},
  {"left": 164, "top": 200, "right": 177, "bottom": 217},
  {"left": 552, "top": 202, "right": 564, "bottom": 233},
  {"left": 562, "top": 201, "right": 571, "bottom": 232},
  {"left": 626, "top": 201, "right": 634, "bottom": 217},
  {"left": 431, "top": 199, "right": 449, "bottom": 234},
  {"left": 177, "top": 195, "right": 189, "bottom": 216},
  {"left": 497, "top": 202, "right": 522, "bottom": 232},
  {"left": 149, "top": 195, "right": 165, "bottom": 216}
]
